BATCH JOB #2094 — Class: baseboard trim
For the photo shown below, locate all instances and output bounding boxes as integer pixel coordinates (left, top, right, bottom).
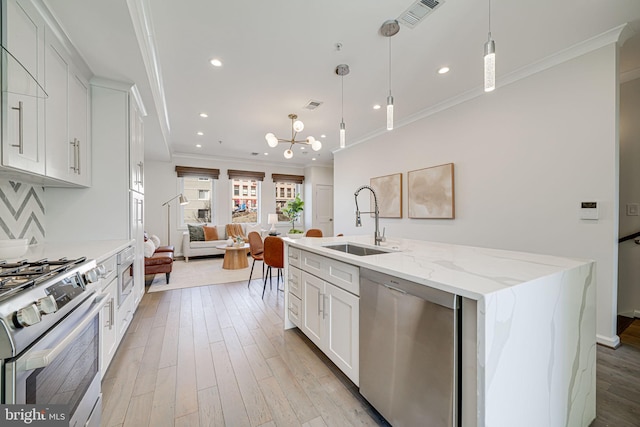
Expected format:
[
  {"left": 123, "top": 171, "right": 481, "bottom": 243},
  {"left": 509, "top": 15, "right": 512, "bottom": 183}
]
[{"left": 597, "top": 333, "right": 621, "bottom": 349}]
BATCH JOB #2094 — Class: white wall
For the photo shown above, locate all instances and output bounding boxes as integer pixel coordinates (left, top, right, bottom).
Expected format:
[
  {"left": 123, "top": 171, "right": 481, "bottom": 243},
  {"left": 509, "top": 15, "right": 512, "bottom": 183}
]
[
  {"left": 334, "top": 44, "right": 620, "bottom": 345},
  {"left": 618, "top": 77, "right": 640, "bottom": 318},
  {"left": 145, "top": 155, "right": 306, "bottom": 254}
]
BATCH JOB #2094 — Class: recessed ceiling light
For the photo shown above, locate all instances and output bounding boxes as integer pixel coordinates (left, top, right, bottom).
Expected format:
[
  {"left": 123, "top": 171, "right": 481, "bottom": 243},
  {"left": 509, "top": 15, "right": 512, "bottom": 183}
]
[
  {"left": 199, "top": 113, "right": 208, "bottom": 118},
  {"left": 196, "top": 144, "right": 202, "bottom": 148},
  {"left": 438, "top": 67, "right": 450, "bottom": 74},
  {"left": 264, "top": 152, "right": 269, "bottom": 156},
  {"left": 197, "top": 131, "right": 204, "bottom": 136},
  {"left": 312, "top": 158, "right": 317, "bottom": 161},
  {"left": 321, "top": 134, "right": 326, "bottom": 138},
  {"left": 300, "top": 146, "right": 305, "bottom": 150},
  {"left": 210, "top": 58, "right": 222, "bottom": 67},
  {"left": 373, "top": 104, "right": 381, "bottom": 110}
]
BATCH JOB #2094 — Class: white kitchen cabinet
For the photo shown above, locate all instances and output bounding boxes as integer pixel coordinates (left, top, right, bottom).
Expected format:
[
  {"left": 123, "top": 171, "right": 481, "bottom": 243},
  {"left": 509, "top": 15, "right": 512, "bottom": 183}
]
[
  {"left": 1, "top": 0, "right": 46, "bottom": 174},
  {"left": 44, "top": 34, "right": 91, "bottom": 186},
  {"left": 297, "top": 255, "right": 360, "bottom": 385},
  {"left": 131, "top": 191, "right": 144, "bottom": 306},
  {"left": 100, "top": 274, "right": 118, "bottom": 377},
  {"left": 129, "top": 101, "right": 144, "bottom": 194}
]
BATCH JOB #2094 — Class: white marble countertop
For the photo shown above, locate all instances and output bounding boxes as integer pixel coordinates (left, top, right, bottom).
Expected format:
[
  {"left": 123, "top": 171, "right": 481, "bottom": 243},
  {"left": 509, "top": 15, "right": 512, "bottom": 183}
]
[
  {"left": 10, "top": 239, "right": 134, "bottom": 264},
  {"left": 285, "top": 234, "right": 592, "bottom": 299}
]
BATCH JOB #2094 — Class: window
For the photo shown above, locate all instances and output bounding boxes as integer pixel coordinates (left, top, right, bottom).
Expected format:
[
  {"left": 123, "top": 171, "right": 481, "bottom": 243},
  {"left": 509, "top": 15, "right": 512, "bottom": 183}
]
[
  {"left": 231, "top": 179, "right": 260, "bottom": 223},
  {"left": 180, "top": 176, "right": 214, "bottom": 224},
  {"left": 234, "top": 185, "right": 240, "bottom": 196},
  {"left": 275, "top": 182, "right": 302, "bottom": 222}
]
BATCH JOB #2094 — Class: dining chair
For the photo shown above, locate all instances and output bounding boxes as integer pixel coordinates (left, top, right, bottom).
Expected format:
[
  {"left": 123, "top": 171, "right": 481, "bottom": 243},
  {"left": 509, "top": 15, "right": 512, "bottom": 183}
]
[
  {"left": 305, "top": 228, "right": 323, "bottom": 237},
  {"left": 262, "top": 236, "right": 284, "bottom": 298},
  {"left": 247, "top": 231, "right": 264, "bottom": 288}
]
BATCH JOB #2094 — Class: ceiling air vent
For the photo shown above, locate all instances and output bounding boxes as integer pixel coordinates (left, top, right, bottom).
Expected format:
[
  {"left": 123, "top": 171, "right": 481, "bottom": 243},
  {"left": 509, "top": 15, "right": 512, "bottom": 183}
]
[
  {"left": 398, "top": 0, "right": 445, "bottom": 29},
  {"left": 303, "top": 100, "right": 323, "bottom": 110}
]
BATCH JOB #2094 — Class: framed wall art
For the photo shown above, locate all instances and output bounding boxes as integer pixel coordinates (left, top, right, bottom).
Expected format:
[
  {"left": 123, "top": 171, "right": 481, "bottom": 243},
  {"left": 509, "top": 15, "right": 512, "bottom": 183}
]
[
  {"left": 408, "top": 163, "right": 455, "bottom": 219},
  {"left": 370, "top": 173, "right": 402, "bottom": 218}
]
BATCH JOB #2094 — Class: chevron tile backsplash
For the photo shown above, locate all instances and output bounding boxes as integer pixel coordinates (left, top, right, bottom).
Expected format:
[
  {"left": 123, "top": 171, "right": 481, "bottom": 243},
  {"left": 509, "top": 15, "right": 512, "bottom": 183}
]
[{"left": 0, "top": 180, "right": 45, "bottom": 244}]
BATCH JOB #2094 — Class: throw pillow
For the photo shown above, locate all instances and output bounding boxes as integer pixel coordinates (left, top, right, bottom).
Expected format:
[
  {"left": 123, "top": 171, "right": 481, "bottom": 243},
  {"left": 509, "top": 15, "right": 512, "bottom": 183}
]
[
  {"left": 188, "top": 224, "right": 205, "bottom": 241},
  {"left": 150, "top": 234, "right": 161, "bottom": 248},
  {"left": 144, "top": 240, "right": 156, "bottom": 258},
  {"left": 203, "top": 226, "right": 219, "bottom": 241}
]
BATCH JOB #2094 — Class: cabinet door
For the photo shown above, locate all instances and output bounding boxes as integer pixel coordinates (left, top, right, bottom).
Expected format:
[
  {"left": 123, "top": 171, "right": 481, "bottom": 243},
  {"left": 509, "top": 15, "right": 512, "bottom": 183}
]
[
  {"left": 44, "top": 39, "right": 70, "bottom": 181},
  {"left": 69, "top": 72, "right": 90, "bottom": 186},
  {"left": 129, "top": 99, "right": 144, "bottom": 193},
  {"left": 100, "top": 276, "right": 118, "bottom": 377},
  {"left": 130, "top": 192, "right": 144, "bottom": 307},
  {"left": 301, "top": 271, "right": 324, "bottom": 348},
  {"left": 2, "top": 0, "right": 46, "bottom": 174},
  {"left": 326, "top": 283, "right": 359, "bottom": 385}
]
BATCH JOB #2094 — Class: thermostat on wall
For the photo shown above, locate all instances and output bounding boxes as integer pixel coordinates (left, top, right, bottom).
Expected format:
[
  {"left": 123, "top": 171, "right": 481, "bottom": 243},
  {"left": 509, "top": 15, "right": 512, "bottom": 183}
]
[{"left": 580, "top": 202, "right": 598, "bottom": 220}]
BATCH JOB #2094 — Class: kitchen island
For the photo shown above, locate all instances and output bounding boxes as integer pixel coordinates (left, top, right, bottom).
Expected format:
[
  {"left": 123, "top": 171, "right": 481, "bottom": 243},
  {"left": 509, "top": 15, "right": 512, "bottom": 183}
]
[{"left": 283, "top": 235, "right": 596, "bottom": 427}]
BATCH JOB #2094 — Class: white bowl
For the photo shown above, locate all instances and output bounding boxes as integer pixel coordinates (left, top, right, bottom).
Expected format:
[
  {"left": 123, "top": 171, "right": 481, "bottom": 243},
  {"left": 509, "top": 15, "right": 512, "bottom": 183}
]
[
  {"left": 0, "top": 239, "right": 28, "bottom": 259},
  {"left": 0, "top": 238, "right": 28, "bottom": 247}
]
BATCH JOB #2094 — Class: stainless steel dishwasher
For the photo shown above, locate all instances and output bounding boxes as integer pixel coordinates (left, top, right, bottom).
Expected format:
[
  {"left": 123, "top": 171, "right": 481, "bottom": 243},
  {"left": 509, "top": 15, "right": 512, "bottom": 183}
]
[{"left": 359, "top": 268, "right": 460, "bottom": 427}]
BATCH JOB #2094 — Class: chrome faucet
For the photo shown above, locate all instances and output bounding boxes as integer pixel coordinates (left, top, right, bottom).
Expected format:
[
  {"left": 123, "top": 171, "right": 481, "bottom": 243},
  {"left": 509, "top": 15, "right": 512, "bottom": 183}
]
[{"left": 354, "top": 185, "right": 385, "bottom": 245}]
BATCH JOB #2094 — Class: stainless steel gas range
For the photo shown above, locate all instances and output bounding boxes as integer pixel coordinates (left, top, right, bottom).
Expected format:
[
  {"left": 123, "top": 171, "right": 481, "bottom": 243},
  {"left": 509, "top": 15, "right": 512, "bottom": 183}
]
[{"left": 0, "top": 257, "right": 106, "bottom": 427}]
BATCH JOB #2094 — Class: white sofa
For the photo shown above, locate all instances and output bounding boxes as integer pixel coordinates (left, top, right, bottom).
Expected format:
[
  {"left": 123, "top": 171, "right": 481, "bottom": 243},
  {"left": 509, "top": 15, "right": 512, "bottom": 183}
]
[{"left": 182, "top": 223, "right": 263, "bottom": 261}]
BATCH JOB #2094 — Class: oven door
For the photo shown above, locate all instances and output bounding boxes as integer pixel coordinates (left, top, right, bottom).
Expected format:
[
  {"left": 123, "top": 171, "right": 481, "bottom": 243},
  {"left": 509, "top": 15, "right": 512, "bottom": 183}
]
[{"left": 4, "top": 292, "right": 108, "bottom": 427}]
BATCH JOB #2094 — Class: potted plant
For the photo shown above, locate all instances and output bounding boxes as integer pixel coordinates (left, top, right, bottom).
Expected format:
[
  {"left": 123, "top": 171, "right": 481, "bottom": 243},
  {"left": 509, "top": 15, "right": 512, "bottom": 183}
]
[{"left": 282, "top": 194, "right": 304, "bottom": 238}]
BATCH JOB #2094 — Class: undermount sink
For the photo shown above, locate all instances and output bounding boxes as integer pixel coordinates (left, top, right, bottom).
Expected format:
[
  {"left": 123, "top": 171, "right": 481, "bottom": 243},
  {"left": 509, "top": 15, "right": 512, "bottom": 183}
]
[{"left": 323, "top": 243, "right": 392, "bottom": 256}]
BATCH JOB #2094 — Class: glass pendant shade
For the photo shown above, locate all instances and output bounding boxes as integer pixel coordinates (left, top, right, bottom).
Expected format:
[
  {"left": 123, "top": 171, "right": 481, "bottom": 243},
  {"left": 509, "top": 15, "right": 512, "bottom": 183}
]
[
  {"left": 265, "top": 133, "right": 278, "bottom": 147},
  {"left": 311, "top": 139, "right": 322, "bottom": 151},
  {"left": 386, "top": 95, "right": 394, "bottom": 131},
  {"left": 339, "top": 122, "right": 346, "bottom": 148},
  {"left": 484, "top": 37, "right": 496, "bottom": 92},
  {"left": 284, "top": 149, "right": 293, "bottom": 159},
  {"left": 293, "top": 120, "right": 304, "bottom": 132}
]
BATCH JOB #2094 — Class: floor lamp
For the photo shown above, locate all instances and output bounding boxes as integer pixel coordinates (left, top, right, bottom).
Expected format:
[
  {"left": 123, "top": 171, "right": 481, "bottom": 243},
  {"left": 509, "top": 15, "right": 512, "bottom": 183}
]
[{"left": 162, "top": 194, "right": 189, "bottom": 245}]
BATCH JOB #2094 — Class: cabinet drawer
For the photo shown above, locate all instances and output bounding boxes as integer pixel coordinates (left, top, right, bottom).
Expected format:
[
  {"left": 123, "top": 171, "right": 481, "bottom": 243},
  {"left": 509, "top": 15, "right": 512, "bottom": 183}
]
[
  {"left": 288, "top": 247, "right": 301, "bottom": 268},
  {"left": 288, "top": 266, "right": 302, "bottom": 299},
  {"left": 100, "top": 254, "right": 118, "bottom": 284},
  {"left": 288, "top": 293, "right": 302, "bottom": 327},
  {"left": 301, "top": 250, "right": 360, "bottom": 296}
]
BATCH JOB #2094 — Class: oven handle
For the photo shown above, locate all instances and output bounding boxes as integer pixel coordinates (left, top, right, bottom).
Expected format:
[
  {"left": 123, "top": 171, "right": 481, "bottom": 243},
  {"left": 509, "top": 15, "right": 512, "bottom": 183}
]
[{"left": 23, "top": 294, "right": 109, "bottom": 371}]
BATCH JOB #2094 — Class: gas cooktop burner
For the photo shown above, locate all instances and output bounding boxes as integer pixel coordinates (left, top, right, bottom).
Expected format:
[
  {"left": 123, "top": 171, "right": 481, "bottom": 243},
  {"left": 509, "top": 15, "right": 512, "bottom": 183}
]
[{"left": 0, "top": 257, "right": 86, "bottom": 300}]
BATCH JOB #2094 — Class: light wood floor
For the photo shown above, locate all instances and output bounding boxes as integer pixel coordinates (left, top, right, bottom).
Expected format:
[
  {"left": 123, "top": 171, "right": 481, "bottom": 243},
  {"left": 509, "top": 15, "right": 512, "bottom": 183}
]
[
  {"left": 101, "top": 278, "right": 387, "bottom": 427},
  {"left": 102, "top": 278, "right": 640, "bottom": 427}
]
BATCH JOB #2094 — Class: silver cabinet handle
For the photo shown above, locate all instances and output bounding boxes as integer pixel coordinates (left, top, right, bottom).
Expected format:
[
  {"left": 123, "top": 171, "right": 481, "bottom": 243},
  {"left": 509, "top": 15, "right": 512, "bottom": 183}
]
[
  {"left": 76, "top": 139, "right": 81, "bottom": 174},
  {"left": 108, "top": 297, "right": 114, "bottom": 329},
  {"left": 11, "top": 101, "right": 24, "bottom": 154},
  {"left": 69, "top": 139, "right": 78, "bottom": 172},
  {"left": 323, "top": 295, "right": 328, "bottom": 319}
]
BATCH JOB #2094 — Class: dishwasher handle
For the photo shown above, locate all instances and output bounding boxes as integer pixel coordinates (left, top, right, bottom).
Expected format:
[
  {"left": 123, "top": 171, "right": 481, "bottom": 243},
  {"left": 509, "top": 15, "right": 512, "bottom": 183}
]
[{"left": 361, "top": 268, "right": 458, "bottom": 310}]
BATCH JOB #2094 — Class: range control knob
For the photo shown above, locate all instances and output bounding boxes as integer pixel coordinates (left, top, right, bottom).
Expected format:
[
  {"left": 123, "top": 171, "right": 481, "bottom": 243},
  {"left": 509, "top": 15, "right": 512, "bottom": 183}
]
[
  {"left": 15, "top": 304, "right": 42, "bottom": 327},
  {"left": 37, "top": 295, "right": 58, "bottom": 315},
  {"left": 96, "top": 265, "right": 107, "bottom": 278},
  {"left": 85, "top": 268, "right": 100, "bottom": 284}
]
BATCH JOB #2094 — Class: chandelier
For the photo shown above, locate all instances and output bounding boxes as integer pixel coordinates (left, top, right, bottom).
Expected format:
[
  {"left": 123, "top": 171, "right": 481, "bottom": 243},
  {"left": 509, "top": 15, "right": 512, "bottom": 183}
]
[{"left": 265, "top": 114, "right": 321, "bottom": 159}]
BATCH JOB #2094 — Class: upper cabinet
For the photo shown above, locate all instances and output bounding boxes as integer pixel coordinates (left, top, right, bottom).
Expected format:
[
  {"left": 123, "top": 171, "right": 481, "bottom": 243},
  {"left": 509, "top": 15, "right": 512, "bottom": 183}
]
[
  {"left": 129, "top": 99, "right": 144, "bottom": 194},
  {"left": 1, "top": 0, "right": 92, "bottom": 187},
  {"left": 44, "top": 33, "right": 91, "bottom": 187},
  {"left": 1, "top": 0, "right": 46, "bottom": 175}
]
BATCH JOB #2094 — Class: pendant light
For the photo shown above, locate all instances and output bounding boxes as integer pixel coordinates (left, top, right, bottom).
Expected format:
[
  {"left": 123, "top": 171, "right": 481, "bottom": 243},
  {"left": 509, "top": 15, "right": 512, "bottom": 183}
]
[
  {"left": 335, "top": 64, "right": 350, "bottom": 148},
  {"left": 484, "top": 0, "right": 496, "bottom": 92},
  {"left": 380, "top": 20, "right": 399, "bottom": 130}
]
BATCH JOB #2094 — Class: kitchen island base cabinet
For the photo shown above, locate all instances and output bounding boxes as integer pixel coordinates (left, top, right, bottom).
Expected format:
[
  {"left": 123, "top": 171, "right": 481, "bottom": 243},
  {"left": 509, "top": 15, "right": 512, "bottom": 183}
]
[{"left": 301, "top": 270, "right": 359, "bottom": 385}]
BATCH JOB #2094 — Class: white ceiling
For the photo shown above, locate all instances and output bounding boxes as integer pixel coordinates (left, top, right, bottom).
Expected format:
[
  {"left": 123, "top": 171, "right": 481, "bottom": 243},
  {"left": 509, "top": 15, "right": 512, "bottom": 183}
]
[{"left": 43, "top": 0, "right": 640, "bottom": 167}]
